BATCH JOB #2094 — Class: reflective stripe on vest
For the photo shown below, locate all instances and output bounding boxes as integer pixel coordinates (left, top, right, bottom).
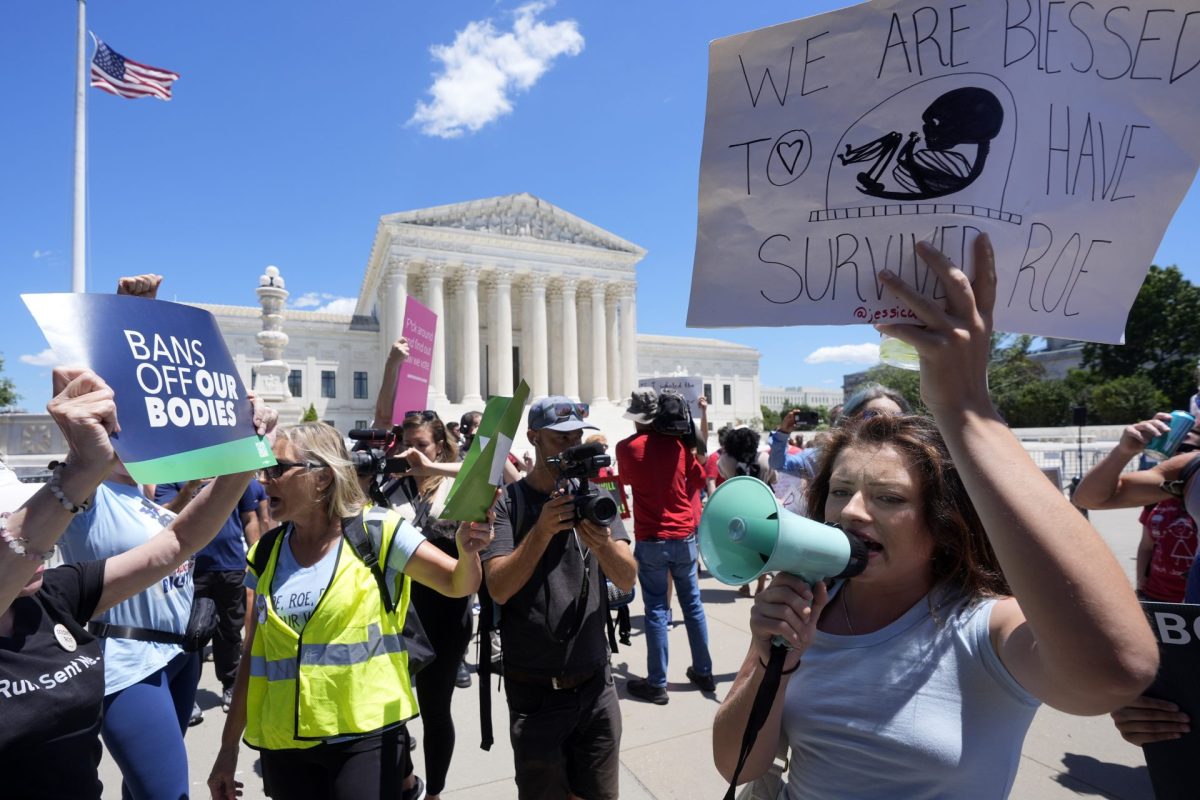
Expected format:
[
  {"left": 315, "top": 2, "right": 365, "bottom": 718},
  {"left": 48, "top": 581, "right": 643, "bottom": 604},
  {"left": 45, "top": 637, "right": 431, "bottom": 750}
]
[{"left": 299, "top": 623, "right": 405, "bottom": 666}]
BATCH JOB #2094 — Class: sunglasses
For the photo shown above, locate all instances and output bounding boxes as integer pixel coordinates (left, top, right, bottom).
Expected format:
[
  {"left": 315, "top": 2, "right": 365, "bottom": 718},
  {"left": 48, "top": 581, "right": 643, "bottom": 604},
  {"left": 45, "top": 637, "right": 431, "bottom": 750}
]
[
  {"left": 404, "top": 410, "right": 439, "bottom": 422},
  {"left": 259, "top": 460, "right": 325, "bottom": 480},
  {"left": 552, "top": 402, "right": 589, "bottom": 419}
]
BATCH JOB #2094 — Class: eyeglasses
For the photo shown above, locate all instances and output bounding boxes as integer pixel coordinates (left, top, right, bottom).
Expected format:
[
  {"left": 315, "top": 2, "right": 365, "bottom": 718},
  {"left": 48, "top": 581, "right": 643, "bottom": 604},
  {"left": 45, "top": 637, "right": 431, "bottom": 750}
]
[
  {"left": 552, "top": 402, "right": 589, "bottom": 419},
  {"left": 259, "top": 461, "right": 325, "bottom": 480},
  {"left": 404, "top": 410, "right": 439, "bottom": 422}
]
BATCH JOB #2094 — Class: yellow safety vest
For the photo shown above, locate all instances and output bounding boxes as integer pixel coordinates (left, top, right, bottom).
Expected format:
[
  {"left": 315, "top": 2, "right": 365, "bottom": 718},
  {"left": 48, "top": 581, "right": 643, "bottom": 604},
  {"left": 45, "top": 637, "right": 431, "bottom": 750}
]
[{"left": 243, "top": 507, "right": 418, "bottom": 750}]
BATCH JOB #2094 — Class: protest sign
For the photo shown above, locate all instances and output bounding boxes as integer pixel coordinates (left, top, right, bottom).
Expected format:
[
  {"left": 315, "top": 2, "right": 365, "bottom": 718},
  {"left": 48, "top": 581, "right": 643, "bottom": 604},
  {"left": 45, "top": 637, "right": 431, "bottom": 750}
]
[
  {"left": 689, "top": 0, "right": 1200, "bottom": 344},
  {"left": 1139, "top": 601, "right": 1200, "bottom": 799},
  {"left": 772, "top": 471, "right": 806, "bottom": 515},
  {"left": 390, "top": 296, "right": 438, "bottom": 425},
  {"left": 638, "top": 376, "right": 705, "bottom": 417},
  {"left": 23, "top": 293, "right": 275, "bottom": 484},
  {"left": 443, "top": 380, "right": 531, "bottom": 523}
]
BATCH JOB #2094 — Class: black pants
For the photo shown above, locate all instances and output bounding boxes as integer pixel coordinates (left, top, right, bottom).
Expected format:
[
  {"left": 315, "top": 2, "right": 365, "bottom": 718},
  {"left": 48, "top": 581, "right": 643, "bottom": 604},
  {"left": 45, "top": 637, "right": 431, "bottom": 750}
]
[
  {"left": 193, "top": 569, "right": 246, "bottom": 689},
  {"left": 411, "top": 540, "right": 474, "bottom": 796},
  {"left": 260, "top": 728, "right": 410, "bottom": 800}
]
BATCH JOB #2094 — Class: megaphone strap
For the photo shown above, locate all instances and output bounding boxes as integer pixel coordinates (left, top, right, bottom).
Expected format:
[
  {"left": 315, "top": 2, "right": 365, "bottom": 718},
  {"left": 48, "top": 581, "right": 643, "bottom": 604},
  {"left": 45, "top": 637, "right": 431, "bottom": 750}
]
[{"left": 724, "top": 643, "right": 790, "bottom": 800}]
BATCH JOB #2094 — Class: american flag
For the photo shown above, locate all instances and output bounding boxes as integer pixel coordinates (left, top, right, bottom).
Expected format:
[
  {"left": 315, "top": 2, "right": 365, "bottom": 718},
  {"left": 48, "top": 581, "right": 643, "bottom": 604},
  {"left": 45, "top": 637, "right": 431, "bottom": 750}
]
[{"left": 90, "top": 39, "right": 179, "bottom": 101}]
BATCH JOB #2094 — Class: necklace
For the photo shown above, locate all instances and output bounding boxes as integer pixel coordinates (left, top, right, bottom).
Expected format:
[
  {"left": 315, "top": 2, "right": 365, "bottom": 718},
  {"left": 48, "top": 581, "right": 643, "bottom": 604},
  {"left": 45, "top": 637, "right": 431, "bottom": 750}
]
[{"left": 841, "top": 582, "right": 855, "bottom": 636}]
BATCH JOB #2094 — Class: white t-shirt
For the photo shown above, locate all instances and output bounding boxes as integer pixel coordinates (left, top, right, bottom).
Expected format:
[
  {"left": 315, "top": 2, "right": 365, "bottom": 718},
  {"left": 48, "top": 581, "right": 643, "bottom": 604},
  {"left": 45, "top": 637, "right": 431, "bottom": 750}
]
[{"left": 782, "top": 589, "right": 1040, "bottom": 799}]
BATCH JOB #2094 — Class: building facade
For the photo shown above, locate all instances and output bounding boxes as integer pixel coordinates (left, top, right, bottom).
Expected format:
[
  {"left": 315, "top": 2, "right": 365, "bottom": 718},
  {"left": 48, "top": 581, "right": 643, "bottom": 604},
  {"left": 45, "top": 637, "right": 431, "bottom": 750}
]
[{"left": 759, "top": 386, "right": 845, "bottom": 411}]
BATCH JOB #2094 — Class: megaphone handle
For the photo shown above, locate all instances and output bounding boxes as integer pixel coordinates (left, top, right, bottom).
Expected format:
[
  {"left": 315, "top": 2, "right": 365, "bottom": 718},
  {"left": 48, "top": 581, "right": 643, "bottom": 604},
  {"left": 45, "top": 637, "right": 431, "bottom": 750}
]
[
  {"left": 723, "top": 642, "right": 791, "bottom": 800},
  {"left": 771, "top": 634, "right": 792, "bottom": 650}
]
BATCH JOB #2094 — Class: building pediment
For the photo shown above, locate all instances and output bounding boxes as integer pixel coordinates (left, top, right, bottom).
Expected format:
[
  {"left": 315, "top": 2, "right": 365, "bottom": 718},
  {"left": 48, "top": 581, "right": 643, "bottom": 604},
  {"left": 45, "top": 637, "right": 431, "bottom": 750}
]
[{"left": 381, "top": 193, "right": 643, "bottom": 255}]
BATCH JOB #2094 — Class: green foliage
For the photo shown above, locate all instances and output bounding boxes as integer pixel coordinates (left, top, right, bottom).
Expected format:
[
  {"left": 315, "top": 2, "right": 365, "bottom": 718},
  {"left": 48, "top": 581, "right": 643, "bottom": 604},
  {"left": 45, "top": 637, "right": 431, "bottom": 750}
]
[
  {"left": 856, "top": 365, "right": 926, "bottom": 415},
  {"left": 1081, "top": 265, "right": 1200, "bottom": 409},
  {"left": 0, "top": 355, "right": 18, "bottom": 410},
  {"left": 1089, "top": 375, "right": 1170, "bottom": 424},
  {"left": 996, "top": 379, "right": 1077, "bottom": 427},
  {"left": 760, "top": 405, "right": 781, "bottom": 431},
  {"left": 301, "top": 403, "right": 319, "bottom": 422}
]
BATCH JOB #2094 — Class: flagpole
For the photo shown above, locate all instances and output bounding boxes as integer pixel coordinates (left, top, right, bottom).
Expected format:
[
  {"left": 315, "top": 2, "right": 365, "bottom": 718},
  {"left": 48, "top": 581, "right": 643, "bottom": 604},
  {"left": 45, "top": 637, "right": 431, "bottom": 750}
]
[{"left": 72, "top": 0, "right": 87, "bottom": 293}]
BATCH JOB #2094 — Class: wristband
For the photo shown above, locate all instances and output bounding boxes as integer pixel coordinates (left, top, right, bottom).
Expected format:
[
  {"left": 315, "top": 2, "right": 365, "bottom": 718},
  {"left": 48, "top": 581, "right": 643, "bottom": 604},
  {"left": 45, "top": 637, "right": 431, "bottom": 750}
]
[
  {"left": 759, "top": 655, "right": 802, "bottom": 675},
  {"left": 47, "top": 462, "right": 93, "bottom": 514},
  {"left": 1, "top": 513, "right": 55, "bottom": 564}
]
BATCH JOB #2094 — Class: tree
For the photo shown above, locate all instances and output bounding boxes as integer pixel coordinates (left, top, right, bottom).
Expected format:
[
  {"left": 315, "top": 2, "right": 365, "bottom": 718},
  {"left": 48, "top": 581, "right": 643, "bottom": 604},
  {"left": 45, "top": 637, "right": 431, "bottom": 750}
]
[
  {"left": 760, "top": 405, "right": 781, "bottom": 431},
  {"left": 0, "top": 355, "right": 18, "bottom": 410},
  {"left": 997, "top": 379, "right": 1076, "bottom": 427},
  {"left": 1081, "top": 265, "right": 1200, "bottom": 409},
  {"left": 1089, "top": 375, "right": 1170, "bottom": 424},
  {"left": 856, "top": 365, "right": 926, "bottom": 414},
  {"left": 301, "top": 403, "right": 319, "bottom": 422}
]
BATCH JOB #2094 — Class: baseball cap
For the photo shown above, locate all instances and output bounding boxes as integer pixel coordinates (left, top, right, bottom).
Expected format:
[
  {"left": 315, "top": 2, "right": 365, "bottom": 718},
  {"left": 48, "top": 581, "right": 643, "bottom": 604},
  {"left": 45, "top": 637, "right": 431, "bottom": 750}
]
[
  {"left": 528, "top": 396, "right": 598, "bottom": 432},
  {"left": 623, "top": 388, "right": 659, "bottom": 425}
]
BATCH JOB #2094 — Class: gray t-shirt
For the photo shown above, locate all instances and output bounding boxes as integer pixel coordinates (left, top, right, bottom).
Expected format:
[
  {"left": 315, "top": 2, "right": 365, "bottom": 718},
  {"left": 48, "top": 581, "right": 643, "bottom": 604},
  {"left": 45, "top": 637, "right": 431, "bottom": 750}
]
[
  {"left": 482, "top": 479, "right": 630, "bottom": 676},
  {"left": 782, "top": 589, "right": 1039, "bottom": 799}
]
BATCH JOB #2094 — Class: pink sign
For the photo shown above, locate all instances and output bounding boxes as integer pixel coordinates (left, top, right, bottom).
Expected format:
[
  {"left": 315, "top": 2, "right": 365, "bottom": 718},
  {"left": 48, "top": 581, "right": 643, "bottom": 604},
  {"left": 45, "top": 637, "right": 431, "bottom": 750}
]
[{"left": 390, "top": 296, "right": 438, "bottom": 424}]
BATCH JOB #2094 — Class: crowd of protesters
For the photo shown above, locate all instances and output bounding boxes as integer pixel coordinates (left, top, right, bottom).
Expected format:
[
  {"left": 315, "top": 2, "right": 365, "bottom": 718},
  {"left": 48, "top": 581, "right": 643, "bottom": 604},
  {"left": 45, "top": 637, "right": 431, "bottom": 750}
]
[{"left": 1, "top": 236, "right": 1197, "bottom": 800}]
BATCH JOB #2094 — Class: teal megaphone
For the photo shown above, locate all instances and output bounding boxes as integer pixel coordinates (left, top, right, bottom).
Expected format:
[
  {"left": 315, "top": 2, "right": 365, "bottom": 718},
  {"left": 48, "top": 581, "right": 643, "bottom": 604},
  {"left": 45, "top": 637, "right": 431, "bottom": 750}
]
[{"left": 699, "top": 476, "right": 869, "bottom": 586}]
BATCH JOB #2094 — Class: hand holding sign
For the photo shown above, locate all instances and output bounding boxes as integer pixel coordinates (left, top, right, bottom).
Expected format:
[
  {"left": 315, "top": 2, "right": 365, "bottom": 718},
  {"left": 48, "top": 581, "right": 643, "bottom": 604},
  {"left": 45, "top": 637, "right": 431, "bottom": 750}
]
[
  {"left": 875, "top": 235, "right": 995, "bottom": 417},
  {"left": 1111, "top": 695, "right": 1191, "bottom": 746},
  {"left": 46, "top": 368, "right": 120, "bottom": 475},
  {"left": 116, "top": 274, "right": 163, "bottom": 300}
]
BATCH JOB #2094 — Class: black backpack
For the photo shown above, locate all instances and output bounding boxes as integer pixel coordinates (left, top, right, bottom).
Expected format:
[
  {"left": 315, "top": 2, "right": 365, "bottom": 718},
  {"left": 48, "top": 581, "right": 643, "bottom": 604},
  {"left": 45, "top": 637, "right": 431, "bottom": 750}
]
[{"left": 652, "top": 389, "right": 694, "bottom": 437}]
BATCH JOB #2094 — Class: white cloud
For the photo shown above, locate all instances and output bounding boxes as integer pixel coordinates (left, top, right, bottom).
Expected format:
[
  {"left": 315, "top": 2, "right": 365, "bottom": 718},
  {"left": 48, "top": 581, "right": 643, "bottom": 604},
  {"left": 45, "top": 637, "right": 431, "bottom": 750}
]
[
  {"left": 32, "top": 249, "right": 52, "bottom": 260},
  {"left": 20, "top": 348, "right": 59, "bottom": 367},
  {"left": 290, "top": 293, "right": 356, "bottom": 314},
  {"left": 409, "top": 2, "right": 584, "bottom": 138},
  {"left": 804, "top": 343, "right": 881, "bottom": 365}
]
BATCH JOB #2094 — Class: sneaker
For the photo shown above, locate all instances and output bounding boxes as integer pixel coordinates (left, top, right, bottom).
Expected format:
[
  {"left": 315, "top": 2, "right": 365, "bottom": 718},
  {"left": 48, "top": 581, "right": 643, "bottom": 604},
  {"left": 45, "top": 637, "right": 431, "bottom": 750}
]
[
  {"left": 471, "top": 602, "right": 481, "bottom": 616},
  {"left": 401, "top": 775, "right": 426, "bottom": 800},
  {"left": 456, "top": 660, "right": 472, "bottom": 689},
  {"left": 687, "top": 666, "right": 716, "bottom": 693},
  {"left": 221, "top": 686, "right": 234, "bottom": 713},
  {"left": 188, "top": 702, "right": 204, "bottom": 727},
  {"left": 619, "top": 634, "right": 632, "bottom": 646},
  {"left": 626, "top": 677, "right": 668, "bottom": 705}
]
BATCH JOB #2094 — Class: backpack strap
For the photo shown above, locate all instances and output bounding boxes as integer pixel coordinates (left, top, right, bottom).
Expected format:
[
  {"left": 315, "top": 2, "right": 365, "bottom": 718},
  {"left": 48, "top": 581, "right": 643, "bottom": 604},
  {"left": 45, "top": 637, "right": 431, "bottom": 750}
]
[
  {"left": 343, "top": 507, "right": 397, "bottom": 614},
  {"left": 1162, "top": 454, "right": 1200, "bottom": 499},
  {"left": 248, "top": 524, "right": 287, "bottom": 578}
]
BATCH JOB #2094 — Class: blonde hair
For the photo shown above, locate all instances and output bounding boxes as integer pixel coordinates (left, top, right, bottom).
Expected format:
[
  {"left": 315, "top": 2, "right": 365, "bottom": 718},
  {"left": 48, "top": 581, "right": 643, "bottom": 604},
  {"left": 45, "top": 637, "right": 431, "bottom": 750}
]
[{"left": 276, "top": 423, "right": 365, "bottom": 520}]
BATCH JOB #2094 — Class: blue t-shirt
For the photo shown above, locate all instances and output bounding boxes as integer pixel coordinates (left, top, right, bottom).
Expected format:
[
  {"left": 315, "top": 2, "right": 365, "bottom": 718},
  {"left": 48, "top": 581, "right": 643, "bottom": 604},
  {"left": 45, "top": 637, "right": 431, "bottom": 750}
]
[
  {"left": 156, "top": 480, "right": 264, "bottom": 573},
  {"left": 245, "top": 518, "right": 426, "bottom": 633},
  {"left": 58, "top": 481, "right": 191, "bottom": 695}
]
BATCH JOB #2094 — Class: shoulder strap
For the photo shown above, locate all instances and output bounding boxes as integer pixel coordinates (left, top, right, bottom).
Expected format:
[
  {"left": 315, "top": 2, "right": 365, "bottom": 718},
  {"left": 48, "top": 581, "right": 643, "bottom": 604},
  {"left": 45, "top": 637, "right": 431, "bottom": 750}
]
[
  {"left": 249, "top": 524, "right": 286, "bottom": 577},
  {"left": 343, "top": 508, "right": 397, "bottom": 614},
  {"left": 1182, "top": 453, "right": 1200, "bottom": 484}
]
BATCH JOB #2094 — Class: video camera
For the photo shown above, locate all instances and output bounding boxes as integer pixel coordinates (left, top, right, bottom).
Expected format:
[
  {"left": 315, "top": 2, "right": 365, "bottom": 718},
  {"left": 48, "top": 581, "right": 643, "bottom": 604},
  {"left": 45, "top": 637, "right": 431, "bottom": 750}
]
[
  {"left": 347, "top": 428, "right": 411, "bottom": 477},
  {"left": 651, "top": 389, "right": 700, "bottom": 449},
  {"left": 545, "top": 441, "right": 619, "bottom": 527}
]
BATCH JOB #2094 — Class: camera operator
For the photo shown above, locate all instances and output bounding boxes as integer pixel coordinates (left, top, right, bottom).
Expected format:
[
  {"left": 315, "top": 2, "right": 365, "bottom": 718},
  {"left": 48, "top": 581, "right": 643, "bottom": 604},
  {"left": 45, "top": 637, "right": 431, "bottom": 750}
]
[
  {"left": 616, "top": 388, "right": 716, "bottom": 705},
  {"left": 481, "top": 396, "right": 636, "bottom": 800}
]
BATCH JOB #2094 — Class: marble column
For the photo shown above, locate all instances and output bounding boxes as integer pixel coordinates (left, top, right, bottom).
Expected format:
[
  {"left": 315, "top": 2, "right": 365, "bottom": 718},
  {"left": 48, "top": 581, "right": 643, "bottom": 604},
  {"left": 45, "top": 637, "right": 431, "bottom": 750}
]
[
  {"left": 606, "top": 287, "right": 621, "bottom": 403},
  {"left": 527, "top": 274, "right": 549, "bottom": 397},
  {"left": 589, "top": 281, "right": 608, "bottom": 403},
  {"left": 490, "top": 271, "right": 514, "bottom": 397},
  {"left": 459, "top": 267, "right": 483, "bottom": 406},
  {"left": 560, "top": 278, "right": 580, "bottom": 401},
  {"left": 425, "top": 262, "right": 446, "bottom": 402},
  {"left": 384, "top": 257, "right": 408, "bottom": 347},
  {"left": 619, "top": 282, "right": 638, "bottom": 406},
  {"left": 546, "top": 282, "right": 563, "bottom": 395}
]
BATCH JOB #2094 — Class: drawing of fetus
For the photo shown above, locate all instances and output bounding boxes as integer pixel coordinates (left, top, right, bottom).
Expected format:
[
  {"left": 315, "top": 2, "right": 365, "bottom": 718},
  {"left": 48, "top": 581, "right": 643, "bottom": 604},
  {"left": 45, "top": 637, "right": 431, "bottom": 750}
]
[{"left": 837, "top": 87, "right": 1003, "bottom": 201}]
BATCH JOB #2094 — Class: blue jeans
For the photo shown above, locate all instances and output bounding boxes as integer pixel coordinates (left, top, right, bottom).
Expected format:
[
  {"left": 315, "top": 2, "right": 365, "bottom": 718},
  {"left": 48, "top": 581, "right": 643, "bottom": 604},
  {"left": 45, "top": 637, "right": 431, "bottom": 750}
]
[{"left": 635, "top": 535, "right": 712, "bottom": 689}]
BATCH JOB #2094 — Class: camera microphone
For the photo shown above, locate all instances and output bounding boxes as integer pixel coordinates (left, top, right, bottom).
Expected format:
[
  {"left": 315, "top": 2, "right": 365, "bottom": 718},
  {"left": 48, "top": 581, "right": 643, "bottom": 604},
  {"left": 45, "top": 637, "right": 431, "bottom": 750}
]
[{"left": 349, "top": 428, "right": 392, "bottom": 441}]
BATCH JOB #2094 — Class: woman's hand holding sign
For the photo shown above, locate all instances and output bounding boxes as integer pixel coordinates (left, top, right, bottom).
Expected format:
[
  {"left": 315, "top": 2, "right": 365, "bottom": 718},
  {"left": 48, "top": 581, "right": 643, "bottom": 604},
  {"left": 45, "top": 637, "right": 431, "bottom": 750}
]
[
  {"left": 116, "top": 273, "right": 163, "bottom": 299},
  {"left": 47, "top": 367, "right": 120, "bottom": 476}
]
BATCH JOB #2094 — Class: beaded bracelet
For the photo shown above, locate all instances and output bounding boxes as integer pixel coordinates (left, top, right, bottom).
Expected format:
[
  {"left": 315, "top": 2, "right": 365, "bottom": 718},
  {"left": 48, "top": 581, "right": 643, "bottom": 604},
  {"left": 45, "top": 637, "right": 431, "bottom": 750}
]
[
  {"left": 0, "top": 512, "right": 55, "bottom": 564},
  {"left": 47, "top": 461, "right": 92, "bottom": 514}
]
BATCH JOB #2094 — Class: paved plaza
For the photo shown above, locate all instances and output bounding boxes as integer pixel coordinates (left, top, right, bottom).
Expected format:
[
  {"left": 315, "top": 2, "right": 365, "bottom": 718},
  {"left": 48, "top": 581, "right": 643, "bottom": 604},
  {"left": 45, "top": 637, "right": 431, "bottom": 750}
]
[{"left": 102, "top": 506, "right": 1155, "bottom": 799}]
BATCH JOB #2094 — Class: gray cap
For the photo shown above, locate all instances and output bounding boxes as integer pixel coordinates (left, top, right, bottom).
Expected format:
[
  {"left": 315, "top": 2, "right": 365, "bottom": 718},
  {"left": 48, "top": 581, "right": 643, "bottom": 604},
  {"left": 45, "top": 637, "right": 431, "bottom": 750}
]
[
  {"left": 623, "top": 388, "right": 659, "bottom": 425},
  {"left": 527, "top": 396, "right": 598, "bottom": 432}
]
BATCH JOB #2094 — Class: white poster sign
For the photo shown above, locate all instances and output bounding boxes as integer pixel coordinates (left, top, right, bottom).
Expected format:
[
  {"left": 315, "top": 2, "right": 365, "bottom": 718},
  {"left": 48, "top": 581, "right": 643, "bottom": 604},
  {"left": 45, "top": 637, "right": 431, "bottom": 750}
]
[
  {"left": 638, "top": 375, "right": 705, "bottom": 417},
  {"left": 688, "top": 0, "right": 1200, "bottom": 343}
]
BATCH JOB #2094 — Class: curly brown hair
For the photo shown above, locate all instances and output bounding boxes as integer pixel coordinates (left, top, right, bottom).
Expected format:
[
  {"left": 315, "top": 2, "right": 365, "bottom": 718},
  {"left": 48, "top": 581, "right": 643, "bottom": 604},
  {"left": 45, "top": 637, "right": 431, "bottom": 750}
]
[{"left": 805, "top": 414, "right": 1010, "bottom": 600}]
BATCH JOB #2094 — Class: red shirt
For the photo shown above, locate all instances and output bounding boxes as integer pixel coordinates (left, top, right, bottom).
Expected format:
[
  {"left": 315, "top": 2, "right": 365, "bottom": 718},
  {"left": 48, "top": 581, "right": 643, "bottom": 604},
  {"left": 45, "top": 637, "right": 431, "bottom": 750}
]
[
  {"left": 705, "top": 451, "right": 726, "bottom": 489},
  {"left": 616, "top": 432, "right": 706, "bottom": 541},
  {"left": 1139, "top": 498, "right": 1198, "bottom": 602}
]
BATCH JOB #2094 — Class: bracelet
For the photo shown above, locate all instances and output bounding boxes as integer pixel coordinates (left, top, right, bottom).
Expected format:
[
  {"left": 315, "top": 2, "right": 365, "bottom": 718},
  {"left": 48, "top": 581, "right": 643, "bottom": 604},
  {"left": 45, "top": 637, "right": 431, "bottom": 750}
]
[
  {"left": 47, "top": 462, "right": 92, "bottom": 514},
  {"left": 758, "top": 655, "right": 802, "bottom": 675},
  {"left": 0, "top": 513, "right": 55, "bottom": 564}
]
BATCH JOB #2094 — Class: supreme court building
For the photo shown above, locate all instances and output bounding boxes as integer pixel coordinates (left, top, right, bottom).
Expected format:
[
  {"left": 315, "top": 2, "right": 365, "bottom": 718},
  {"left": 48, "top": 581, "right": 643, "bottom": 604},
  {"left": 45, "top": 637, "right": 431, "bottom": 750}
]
[{"left": 196, "top": 193, "right": 762, "bottom": 444}]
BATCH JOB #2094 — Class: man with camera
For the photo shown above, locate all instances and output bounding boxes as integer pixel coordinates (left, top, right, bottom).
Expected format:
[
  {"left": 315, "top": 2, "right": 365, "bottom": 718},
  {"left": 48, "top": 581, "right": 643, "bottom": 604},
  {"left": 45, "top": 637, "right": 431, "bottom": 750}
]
[
  {"left": 481, "top": 396, "right": 636, "bottom": 800},
  {"left": 616, "top": 388, "right": 716, "bottom": 705}
]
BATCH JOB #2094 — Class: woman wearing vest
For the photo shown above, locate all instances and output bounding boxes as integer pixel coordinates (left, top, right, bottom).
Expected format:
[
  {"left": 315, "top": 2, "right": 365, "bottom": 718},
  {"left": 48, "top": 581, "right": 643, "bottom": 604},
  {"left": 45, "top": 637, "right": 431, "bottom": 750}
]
[
  {"left": 386, "top": 411, "right": 473, "bottom": 800},
  {"left": 207, "top": 422, "right": 491, "bottom": 800}
]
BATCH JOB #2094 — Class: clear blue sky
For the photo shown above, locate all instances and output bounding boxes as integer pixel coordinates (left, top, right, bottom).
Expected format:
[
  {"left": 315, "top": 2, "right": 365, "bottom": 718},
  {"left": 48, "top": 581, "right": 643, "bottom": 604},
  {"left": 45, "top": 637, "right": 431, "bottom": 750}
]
[{"left": 5, "top": 1, "right": 1200, "bottom": 410}]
